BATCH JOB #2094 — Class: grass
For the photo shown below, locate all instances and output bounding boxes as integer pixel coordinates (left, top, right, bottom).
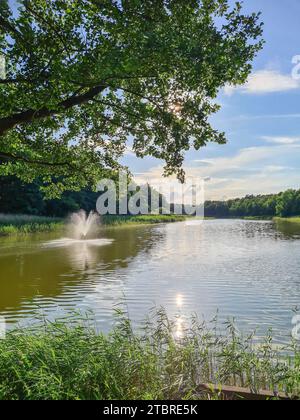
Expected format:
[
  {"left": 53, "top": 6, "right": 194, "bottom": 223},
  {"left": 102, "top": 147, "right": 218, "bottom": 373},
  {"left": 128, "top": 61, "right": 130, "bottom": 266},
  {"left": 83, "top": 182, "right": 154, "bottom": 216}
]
[
  {"left": 0, "top": 214, "right": 186, "bottom": 236},
  {"left": 0, "top": 214, "right": 63, "bottom": 237},
  {"left": 0, "top": 309, "right": 300, "bottom": 400},
  {"left": 102, "top": 214, "right": 187, "bottom": 226},
  {"left": 243, "top": 216, "right": 273, "bottom": 221}
]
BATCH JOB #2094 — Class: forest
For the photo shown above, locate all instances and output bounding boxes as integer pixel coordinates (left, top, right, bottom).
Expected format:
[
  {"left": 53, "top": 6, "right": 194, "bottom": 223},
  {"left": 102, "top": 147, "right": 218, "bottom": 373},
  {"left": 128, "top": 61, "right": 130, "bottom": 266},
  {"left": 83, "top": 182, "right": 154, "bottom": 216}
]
[
  {"left": 205, "top": 189, "right": 300, "bottom": 218},
  {"left": 1, "top": 176, "right": 299, "bottom": 219},
  {"left": 0, "top": 176, "right": 166, "bottom": 217}
]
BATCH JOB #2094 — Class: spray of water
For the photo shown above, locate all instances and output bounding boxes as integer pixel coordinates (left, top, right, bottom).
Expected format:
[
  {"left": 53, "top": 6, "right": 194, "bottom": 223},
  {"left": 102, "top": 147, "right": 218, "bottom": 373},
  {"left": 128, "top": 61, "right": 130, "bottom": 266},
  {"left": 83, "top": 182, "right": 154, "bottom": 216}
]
[{"left": 69, "top": 210, "right": 100, "bottom": 240}]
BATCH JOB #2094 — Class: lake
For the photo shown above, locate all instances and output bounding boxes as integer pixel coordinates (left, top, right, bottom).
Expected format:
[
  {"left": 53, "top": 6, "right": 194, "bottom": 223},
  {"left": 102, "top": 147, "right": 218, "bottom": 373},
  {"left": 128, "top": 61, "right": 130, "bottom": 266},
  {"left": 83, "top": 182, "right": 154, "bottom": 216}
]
[{"left": 1, "top": 219, "right": 300, "bottom": 343}]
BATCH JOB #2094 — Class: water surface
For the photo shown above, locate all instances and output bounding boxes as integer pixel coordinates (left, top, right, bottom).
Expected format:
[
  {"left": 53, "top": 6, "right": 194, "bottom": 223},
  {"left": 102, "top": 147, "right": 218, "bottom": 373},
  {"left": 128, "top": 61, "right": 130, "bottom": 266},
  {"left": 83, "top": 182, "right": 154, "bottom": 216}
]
[{"left": 0, "top": 219, "right": 300, "bottom": 342}]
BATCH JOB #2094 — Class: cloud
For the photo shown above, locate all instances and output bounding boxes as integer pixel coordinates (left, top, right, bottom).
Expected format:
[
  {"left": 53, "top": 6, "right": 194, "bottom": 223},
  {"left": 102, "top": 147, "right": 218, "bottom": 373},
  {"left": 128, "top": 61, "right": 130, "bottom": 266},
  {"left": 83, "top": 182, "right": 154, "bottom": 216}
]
[
  {"left": 133, "top": 144, "right": 300, "bottom": 200},
  {"left": 262, "top": 136, "right": 300, "bottom": 145},
  {"left": 224, "top": 70, "right": 300, "bottom": 95},
  {"left": 220, "top": 114, "right": 300, "bottom": 123},
  {"left": 193, "top": 160, "right": 213, "bottom": 167}
]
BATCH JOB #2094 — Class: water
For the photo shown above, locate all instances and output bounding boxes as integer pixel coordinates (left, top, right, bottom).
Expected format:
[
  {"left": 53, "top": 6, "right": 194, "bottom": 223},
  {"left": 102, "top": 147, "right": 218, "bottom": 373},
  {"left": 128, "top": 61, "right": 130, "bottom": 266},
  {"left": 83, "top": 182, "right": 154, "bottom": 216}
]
[{"left": 0, "top": 219, "right": 300, "bottom": 342}]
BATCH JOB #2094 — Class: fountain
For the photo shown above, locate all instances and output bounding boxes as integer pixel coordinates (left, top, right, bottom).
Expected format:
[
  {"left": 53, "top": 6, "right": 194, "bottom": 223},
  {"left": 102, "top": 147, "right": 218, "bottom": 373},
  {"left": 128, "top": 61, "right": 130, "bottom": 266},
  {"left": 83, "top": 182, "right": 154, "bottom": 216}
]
[
  {"left": 70, "top": 210, "right": 100, "bottom": 240},
  {"left": 43, "top": 210, "right": 113, "bottom": 249}
]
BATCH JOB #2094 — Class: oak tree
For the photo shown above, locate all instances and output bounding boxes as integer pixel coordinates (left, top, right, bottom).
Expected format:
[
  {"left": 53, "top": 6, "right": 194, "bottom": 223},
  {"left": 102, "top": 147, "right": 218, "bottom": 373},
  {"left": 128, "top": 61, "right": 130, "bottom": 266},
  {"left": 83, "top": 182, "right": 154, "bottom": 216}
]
[{"left": 0, "top": 0, "right": 263, "bottom": 196}]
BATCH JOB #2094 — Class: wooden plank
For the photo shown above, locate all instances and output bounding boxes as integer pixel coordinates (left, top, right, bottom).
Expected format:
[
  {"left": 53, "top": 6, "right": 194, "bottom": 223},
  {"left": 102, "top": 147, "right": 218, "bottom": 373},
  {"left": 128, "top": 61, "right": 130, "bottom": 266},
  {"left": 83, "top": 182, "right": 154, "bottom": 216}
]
[{"left": 197, "top": 383, "right": 296, "bottom": 400}]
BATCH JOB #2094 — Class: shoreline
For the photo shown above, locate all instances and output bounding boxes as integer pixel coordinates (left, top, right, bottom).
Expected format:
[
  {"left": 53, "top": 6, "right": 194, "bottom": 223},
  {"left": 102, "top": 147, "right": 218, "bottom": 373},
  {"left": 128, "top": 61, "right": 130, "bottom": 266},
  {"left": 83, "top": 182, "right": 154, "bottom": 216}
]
[
  {"left": 1, "top": 214, "right": 300, "bottom": 237},
  {"left": 0, "top": 215, "right": 64, "bottom": 237},
  {"left": 0, "top": 214, "right": 188, "bottom": 237}
]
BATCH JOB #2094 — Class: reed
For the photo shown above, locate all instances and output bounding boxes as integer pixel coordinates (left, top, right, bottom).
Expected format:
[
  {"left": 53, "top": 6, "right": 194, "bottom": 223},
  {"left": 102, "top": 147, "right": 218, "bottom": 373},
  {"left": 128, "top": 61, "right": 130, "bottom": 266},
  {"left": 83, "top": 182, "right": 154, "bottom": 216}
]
[
  {"left": 102, "top": 214, "right": 187, "bottom": 226},
  {"left": 0, "top": 309, "right": 299, "bottom": 400},
  {"left": 0, "top": 214, "right": 63, "bottom": 236}
]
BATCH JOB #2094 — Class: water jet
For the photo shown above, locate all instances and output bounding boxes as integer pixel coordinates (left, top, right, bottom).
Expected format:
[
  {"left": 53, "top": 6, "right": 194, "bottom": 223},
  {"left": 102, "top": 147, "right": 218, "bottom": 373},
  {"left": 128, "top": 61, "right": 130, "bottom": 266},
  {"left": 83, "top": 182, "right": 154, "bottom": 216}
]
[{"left": 70, "top": 210, "right": 100, "bottom": 240}]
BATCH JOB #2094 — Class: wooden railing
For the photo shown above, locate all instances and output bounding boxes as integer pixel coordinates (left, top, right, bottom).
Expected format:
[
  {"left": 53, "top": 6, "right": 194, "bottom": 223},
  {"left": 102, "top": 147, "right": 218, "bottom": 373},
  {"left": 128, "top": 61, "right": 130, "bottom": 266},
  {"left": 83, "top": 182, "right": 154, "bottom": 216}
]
[{"left": 197, "top": 384, "right": 297, "bottom": 400}]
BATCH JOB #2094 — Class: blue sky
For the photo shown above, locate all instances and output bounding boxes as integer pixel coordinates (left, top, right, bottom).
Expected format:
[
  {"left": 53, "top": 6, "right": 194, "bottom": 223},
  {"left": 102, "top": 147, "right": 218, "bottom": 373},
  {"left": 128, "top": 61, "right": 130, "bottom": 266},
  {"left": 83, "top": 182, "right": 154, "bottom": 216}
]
[{"left": 123, "top": 0, "right": 300, "bottom": 200}]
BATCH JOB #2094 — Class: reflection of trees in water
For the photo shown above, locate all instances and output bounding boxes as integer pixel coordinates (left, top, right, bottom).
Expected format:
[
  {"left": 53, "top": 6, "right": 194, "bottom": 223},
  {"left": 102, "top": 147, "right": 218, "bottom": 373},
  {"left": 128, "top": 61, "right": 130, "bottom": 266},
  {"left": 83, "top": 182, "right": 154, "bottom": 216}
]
[
  {"left": 274, "top": 220, "right": 300, "bottom": 239},
  {"left": 0, "top": 226, "right": 165, "bottom": 314}
]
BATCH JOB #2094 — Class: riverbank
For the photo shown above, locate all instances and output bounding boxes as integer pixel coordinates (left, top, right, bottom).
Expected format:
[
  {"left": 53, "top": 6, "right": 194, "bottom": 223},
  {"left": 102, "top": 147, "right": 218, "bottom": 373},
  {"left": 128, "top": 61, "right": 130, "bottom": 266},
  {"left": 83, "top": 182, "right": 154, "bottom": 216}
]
[
  {"left": 102, "top": 214, "right": 187, "bottom": 226},
  {"left": 0, "top": 215, "right": 64, "bottom": 237},
  {"left": 2, "top": 214, "right": 298, "bottom": 238},
  {"left": 0, "top": 214, "right": 187, "bottom": 237},
  {"left": 0, "top": 310, "right": 299, "bottom": 400}
]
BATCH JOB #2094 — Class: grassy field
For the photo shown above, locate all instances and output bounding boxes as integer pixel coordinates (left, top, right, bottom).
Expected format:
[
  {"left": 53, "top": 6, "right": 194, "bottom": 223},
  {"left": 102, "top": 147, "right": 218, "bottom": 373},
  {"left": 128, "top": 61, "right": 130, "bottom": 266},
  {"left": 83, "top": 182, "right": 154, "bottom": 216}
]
[
  {"left": 0, "top": 310, "right": 299, "bottom": 400},
  {"left": 0, "top": 214, "right": 64, "bottom": 237}
]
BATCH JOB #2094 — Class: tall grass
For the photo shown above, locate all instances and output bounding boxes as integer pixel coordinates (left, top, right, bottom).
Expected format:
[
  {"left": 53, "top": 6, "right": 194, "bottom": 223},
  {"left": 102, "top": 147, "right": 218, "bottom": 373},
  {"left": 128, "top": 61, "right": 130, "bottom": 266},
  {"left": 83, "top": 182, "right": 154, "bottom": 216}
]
[
  {"left": 0, "top": 214, "right": 63, "bottom": 236},
  {"left": 0, "top": 309, "right": 299, "bottom": 400},
  {"left": 102, "top": 214, "right": 187, "bottom": 226},
  {"left": 0, "top": 214, "right": 185, "bottom": 236}
]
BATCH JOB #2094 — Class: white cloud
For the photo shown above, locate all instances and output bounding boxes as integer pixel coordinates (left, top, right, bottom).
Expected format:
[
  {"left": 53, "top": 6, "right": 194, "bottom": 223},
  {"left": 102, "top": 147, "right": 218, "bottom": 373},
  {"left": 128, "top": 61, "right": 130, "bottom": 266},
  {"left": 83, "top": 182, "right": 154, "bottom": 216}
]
[
  {"left": 262, "top": 136, "right": 300, "bottom": 145},
  {"left": 133, "top": 144, "right": 300, "bottom": 200},
  {"left": 224, "top": 70, "right": 300, "bottom": 95},
  {"left": 220, "top": 114, "right": 300, "bottom": 123}
]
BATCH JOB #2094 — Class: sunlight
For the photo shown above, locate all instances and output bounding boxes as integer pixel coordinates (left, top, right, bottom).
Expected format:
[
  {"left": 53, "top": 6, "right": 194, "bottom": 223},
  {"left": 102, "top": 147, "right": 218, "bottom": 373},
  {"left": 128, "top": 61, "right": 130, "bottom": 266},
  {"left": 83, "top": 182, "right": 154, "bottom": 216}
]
[{"left": 176, "top": 293, "right": 184, "bottom": 308}]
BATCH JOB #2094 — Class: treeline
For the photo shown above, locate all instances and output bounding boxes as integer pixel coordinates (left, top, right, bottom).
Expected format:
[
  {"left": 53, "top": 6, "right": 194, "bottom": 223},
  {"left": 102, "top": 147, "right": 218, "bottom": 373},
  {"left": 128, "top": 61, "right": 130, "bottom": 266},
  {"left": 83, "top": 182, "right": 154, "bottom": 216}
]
[
  {"left": 0, "top": 177, "right": 98, "bottom": 217},
  {"left": 205, "top": 189, "right": 300, "bottom": 218},
  {"left": 0, "top": 177, "right": 166, "bottom": 217},
  {"left": 1, "top": 176, "right": 300, "bottom": 219}
]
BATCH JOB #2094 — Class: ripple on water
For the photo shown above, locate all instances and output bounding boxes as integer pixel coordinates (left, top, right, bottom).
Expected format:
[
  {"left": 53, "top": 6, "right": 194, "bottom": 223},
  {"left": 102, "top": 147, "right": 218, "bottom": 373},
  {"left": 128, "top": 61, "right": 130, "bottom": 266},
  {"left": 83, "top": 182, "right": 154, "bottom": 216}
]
[
  {"left": 42, "top": 238, "right": 114, "bottom": 248},
  {"left": 0, "top": 220, "right": 300, "bottom": 342}
]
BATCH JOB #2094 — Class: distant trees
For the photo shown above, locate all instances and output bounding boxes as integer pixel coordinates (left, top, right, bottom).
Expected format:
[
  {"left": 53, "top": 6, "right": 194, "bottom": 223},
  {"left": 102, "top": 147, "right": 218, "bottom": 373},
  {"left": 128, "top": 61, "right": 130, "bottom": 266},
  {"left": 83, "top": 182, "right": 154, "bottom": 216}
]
[
  {"left": 275, "top": 190, "right": 300, "bottom": 217},
  {"left": 205, "top": 190, "right": 300, "bottom": 218},
  {"left": 0, "top": 177, "right": 168, "bottom": 217},
  {"left": 1, "top": 173, "right": 300, "bottom": 219},
  {"left": 0, "top": 176, "right": 98, "bottom": 217}
]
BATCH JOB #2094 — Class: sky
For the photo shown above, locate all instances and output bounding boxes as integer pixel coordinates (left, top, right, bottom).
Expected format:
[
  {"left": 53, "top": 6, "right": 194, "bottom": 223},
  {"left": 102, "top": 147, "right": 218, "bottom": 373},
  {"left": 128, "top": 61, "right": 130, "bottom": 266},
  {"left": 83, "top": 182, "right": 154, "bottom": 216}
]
[{"left": 122, "top": 0, "right": 300, "bottom": 201}]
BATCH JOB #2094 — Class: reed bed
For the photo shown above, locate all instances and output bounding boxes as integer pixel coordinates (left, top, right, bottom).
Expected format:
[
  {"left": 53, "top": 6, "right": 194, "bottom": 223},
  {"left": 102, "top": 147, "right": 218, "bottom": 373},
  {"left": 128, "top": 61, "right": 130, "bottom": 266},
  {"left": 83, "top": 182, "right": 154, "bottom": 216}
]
[
  {"left": 102, "top": 214, "right": 187, "bottom": 226},
  {"left": 0, "top": 214, "right": 63, "bottom": 236},
  {"left": 0, "top": 309, "right": 299, "bottom": 400}
]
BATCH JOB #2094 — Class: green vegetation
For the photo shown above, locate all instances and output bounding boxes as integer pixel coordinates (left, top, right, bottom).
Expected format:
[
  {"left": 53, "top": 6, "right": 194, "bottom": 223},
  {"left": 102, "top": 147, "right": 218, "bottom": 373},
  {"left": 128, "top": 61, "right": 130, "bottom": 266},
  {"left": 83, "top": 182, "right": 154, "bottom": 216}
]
[
  {"left": 0, "top": 176, "right": 99, "bottom": 217},
  {"left": 102, "top": 214, "right": 186, "bottom": 226},
  {"left": 274, "top": 217, "right": 300, "bottom": 224},
  {"left": 0, "top": 1, "right": 263, "bottom": 196},
  {"left": 205, "top": 189, "right": 300, "bottom": 219},
  {"left": 0, "top": 213, "right": 186, "bottom": 237},
  {"left": 0, "top": 214, "right": 63, "bottom": 236},
  {"left": 0, "top": 310, "right": 299, "bottom": 400}
]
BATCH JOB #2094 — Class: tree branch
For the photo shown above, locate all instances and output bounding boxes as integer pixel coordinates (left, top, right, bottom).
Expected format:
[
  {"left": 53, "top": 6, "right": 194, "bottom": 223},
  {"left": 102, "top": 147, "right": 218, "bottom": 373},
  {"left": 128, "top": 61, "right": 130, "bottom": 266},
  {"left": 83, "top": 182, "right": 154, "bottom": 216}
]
[
  {"left": 0, "top": 151, "right": 73, "bottom": 167},
  {"left": 0, "top": 84, "right": 107, "bottom": 136}
]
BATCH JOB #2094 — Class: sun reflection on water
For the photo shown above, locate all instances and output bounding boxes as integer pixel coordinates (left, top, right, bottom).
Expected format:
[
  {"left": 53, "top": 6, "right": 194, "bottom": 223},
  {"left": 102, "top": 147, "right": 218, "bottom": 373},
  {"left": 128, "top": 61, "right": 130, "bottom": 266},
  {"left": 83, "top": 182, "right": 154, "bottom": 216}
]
[
  {"left": 175, "top": 316, "right": 184, "bottom": 339},
  {"left": 176, "top": 293, "right": 184, "bottom": 308},
  {"left": 175, "top": 293, "right": 185, "bottom": 339}
]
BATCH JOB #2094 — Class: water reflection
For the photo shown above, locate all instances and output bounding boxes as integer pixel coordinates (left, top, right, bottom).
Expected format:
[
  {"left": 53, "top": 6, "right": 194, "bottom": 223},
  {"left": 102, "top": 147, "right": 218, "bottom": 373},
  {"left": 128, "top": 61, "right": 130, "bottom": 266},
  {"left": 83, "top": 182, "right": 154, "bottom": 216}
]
[
  {"left": 176, "top": 294, "right": 184, "bottom": 308},
  {"left": 175, "top": 316, "right": 184, "bottom": 339},
  {"left": 0, "top": 225, "right": 165, "bottom": 324},
  {"left": 274, "top": 220, "right": 300, "bottom": 239}
]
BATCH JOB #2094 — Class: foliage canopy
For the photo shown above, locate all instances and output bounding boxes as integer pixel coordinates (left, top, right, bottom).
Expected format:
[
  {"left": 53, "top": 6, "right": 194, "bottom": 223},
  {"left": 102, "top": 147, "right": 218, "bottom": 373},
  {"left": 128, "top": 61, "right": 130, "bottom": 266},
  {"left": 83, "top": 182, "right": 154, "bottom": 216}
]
[{"left": 0, "top": 0, "right": 263, "bottom": 196}]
